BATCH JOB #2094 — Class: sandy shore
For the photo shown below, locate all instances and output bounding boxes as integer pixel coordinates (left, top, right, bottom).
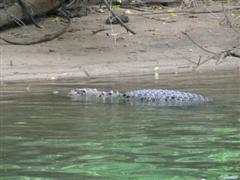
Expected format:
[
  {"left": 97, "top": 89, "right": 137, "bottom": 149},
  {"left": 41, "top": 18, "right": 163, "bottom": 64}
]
[{"left": 0, "top": 6, "right": 239, "bottom": 82}]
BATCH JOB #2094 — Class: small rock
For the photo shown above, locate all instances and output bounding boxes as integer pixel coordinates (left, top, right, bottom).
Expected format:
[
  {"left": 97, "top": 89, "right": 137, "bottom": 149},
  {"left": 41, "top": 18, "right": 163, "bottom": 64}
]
[{"left": 49, "top": 49, "right": 55, "bottom": 53}]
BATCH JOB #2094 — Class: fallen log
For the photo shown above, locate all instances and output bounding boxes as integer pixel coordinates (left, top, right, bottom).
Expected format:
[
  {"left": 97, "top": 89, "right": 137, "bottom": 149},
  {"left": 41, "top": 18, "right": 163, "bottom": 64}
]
[{"left": 0, "top": 0, "right": 61, "bottom": 28}]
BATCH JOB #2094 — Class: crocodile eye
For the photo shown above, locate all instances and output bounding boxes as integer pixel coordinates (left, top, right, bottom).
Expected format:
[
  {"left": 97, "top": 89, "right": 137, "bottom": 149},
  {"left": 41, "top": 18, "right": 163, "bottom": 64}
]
[
  {"left": 171, "top": 96, "right": 175, "bottom": 100},
  {"left": 123, "top": 94, "right": 130, "bottom": 98},
  {"left": 80, "top": 89, "right": 86, "bottom": 93}
]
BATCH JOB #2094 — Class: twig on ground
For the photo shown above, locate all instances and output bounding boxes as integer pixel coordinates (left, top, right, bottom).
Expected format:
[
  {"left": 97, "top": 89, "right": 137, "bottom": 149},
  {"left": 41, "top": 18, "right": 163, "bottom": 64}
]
[
  {"left": 197, "top": 55, "right": 202, "bottom": 66},
  {"left": 199, "top": 47, "right": 240, "bottom": 66},
  {"left": 222, "top": 2, "right": 233, "bottom": 28},
  {"left": 92, "top": 28, "right": 110, "bottom": 34},
  {"left": 182, "top": 31, "right": 217, "bottom": 55},
  {"left": 184, "top": 55, "right": 202, "bottom": 67},
  {"left": 182, "top": 31, "right": 240, "bottom": 68},
  {"left": 102, "top": 0, "right": 136, "bottom": 35}
]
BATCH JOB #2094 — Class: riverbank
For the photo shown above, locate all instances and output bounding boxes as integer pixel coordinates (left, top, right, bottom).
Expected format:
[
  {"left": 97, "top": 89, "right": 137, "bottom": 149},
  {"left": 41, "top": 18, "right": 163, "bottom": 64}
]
[{"left": 1, "top": 5, "right": 239, "bottom": 82}]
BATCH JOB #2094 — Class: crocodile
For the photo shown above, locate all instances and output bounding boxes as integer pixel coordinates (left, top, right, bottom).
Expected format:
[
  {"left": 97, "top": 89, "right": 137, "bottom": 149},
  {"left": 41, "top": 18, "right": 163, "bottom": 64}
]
[{"left": 59, "top": 88, "right": 209, "bottom": 106}]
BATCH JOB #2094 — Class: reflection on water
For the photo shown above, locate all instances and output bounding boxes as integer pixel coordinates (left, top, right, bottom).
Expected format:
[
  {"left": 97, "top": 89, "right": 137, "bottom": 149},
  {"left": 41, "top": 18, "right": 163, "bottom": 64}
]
[{"left": 0, "top": 70, "right": 239, "bottom": 179}]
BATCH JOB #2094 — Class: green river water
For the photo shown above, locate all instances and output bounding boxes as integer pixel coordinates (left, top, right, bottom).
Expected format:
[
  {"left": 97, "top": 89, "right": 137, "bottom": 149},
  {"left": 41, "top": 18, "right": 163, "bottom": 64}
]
[{"left": 0, "top": 70, "right": 239, "bottom": 179}]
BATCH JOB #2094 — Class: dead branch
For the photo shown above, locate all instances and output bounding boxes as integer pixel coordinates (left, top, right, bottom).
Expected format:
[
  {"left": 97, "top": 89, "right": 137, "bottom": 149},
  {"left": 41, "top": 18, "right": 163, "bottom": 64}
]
[
  {"left": 102, "top": 0, "right": 136, "bottom": 35},
  {"left": 92, "top": 28, "right": 110, "bottom": 35},
  {"left": 182, "top": 31, "right": 217, "bottom": 55},
  {"left": 182, "top": 31, "right": 240, "bottom": 68}
]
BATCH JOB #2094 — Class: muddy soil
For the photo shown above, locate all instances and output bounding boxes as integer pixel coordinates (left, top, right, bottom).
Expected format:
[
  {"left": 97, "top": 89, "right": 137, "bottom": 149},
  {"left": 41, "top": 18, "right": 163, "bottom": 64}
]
[{"left": 0, "top": 4, "right": 239, "bottom": 82}]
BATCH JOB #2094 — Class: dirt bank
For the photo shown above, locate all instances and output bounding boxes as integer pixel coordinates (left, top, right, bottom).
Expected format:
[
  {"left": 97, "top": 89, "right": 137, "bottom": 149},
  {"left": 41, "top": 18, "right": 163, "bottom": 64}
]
[{"left": 0, "top": 5, "right": 239, "bottom": 82}]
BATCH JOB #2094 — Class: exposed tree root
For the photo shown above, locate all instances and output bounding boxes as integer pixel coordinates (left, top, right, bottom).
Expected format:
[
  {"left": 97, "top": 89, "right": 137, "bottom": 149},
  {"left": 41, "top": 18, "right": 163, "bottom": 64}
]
[{"left": 0, "top": 11, "right": 70, "bottom": 45}]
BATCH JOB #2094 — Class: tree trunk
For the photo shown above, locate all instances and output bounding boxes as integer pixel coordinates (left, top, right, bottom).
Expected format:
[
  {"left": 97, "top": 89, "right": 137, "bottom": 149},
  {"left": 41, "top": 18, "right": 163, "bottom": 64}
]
[{"left": 0, "top": 0, "right": 61, "bottom": 28}]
